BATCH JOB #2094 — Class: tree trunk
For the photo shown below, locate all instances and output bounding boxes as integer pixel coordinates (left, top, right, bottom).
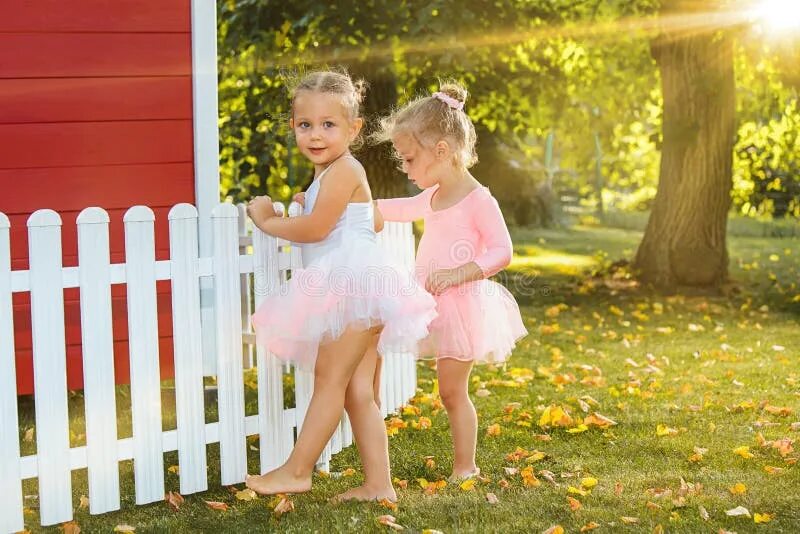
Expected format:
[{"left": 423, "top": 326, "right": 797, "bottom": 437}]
[
  {"left": 634, "top": 14, "right": 736, "bottom": 291},
  {"left": 350, "top": 61, "right": 408, "bottom": 199}
]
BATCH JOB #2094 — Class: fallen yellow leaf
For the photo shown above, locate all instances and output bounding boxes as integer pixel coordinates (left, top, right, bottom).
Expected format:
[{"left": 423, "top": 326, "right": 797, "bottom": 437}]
[
  {"left": 729, "top": 482, "right": 747, "bottom": 495},
  {"left": 733, "top": 445, "right": 754, "bottom": 459},
  {"left": 754, "top": 512, "right": 773, "bottom": 523},
  {"left": 567, "top": 424, "right": 589, "bottom": 434},
  {"left": 379, "top": 498, "right": 398, "bottom": 512},
  {"left": 273, "top": 496, "right": 294, "bottom": 516},
  {"left": 459, "top": 479, "right": 476, "bottom": 491},
  {"left": 656, "top": 424, "right": 678, "bottom": 437},
  {"left": 568, "top": 486, "right": 589, "bottom": 496}
]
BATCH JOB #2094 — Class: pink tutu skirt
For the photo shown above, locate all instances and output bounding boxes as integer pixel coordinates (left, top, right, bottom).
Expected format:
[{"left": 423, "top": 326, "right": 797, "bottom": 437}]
[
  {"left": 419, "top": 278, "right": 527, "bottom": 364},
  {"left": 252, "top": 238, "right": 437, "bottom": 369}
]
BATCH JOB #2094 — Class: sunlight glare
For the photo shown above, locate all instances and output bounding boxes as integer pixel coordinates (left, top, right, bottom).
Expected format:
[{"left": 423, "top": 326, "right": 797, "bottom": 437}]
[{"left": 749, "top": 0, "right": 800, "bottom": 32}]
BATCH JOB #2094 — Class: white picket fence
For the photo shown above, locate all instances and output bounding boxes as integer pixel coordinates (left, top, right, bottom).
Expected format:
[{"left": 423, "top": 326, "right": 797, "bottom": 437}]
[{"left": 0, "top": 202, "right": 418, "bottom": 532}]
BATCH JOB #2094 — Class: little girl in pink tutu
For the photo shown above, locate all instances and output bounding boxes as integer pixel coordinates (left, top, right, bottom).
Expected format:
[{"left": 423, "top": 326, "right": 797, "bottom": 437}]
[
  {"left": 245, "top": 70, "right": 436, "bottom": 501},
  {"left": 374, "top": 82, "right": 527, "bottom": 481}
]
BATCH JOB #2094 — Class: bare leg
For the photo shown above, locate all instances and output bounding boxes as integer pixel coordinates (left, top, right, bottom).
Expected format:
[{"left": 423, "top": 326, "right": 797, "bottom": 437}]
[
  {"left": 437, "top": 357, "right": 478, "bottom": 478},
  {"left": 371, "top": 334, "right": 382, "bottom": 411},
  {"left": 246, "top": 327, "right": 375, "bottom": 495},
  {"left": 332, "top": 334, "right": 396, "bottom": 502}
]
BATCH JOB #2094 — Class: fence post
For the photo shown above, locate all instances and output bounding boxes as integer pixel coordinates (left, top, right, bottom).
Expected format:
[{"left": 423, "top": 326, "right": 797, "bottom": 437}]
[
  {"left": 168, "top": 204, "right": 208, "bottom": 494},
  {"left": 211, "top": 203, "right": 247, "bottom": 485},
  {"left": 28, "top": 209, "right": 72, "bottom": 525},
  {"left": 0, "top": 212, "right": 23, "bottom": 533},
  {"left": 77, "top": 207, "right": 121, "bottom": 514}
]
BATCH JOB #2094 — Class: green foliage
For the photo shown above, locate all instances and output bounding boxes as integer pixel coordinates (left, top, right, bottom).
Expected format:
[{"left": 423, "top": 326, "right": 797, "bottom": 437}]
[
  {"left": 733, "top": 42, "right": 800, "bottom": 219},
  {"left": 217, "top": 1, "right": 799, "bottom": 222}
]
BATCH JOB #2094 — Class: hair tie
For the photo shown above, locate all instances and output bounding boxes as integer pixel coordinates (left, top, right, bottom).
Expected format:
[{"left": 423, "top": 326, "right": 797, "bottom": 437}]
[{"left": 432, "top": 91, "right": 464, "bottom": 111}]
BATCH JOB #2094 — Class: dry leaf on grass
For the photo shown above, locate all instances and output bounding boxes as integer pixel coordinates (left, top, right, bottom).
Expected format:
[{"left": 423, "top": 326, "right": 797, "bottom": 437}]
[
  {"left": 204, "top": 500, "right": 229, "bottom": 512},
  {"left": 165, "top": 491, "right": 184, "bottom": 512},
  {"left": 273, "top": 497, "right": 294, "bottom": 517},
  {"left": 377, "top": 515, "right": 404, "bottom": 530}
]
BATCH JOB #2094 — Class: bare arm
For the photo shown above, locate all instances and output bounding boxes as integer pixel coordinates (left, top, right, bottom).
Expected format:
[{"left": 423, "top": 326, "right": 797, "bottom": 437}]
[{"left": 247, "top": 162, "right": 362, "bottom": 242}]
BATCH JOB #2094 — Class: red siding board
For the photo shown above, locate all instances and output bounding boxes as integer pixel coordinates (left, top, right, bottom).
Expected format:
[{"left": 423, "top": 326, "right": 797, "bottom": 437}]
[
  {"left": 0, "top": 163, "right": 195, "bottom": 213},
  {"left": 0, "top": 77, "right": 193, "bottom": 124},
  {"left": 0, "top": 33, "right": 192, "bottom": 79},
  {"left": 0, "top": 1, "right": 191, "bottom": 33},
  {"left": 0, "top": 120, "right": 194, "bottom": 169}
]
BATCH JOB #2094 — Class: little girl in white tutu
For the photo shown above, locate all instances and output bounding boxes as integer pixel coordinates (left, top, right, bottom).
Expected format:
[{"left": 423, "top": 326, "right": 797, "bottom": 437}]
[{"left": 245, "top": 70, "right": 436, "bottom": 502}]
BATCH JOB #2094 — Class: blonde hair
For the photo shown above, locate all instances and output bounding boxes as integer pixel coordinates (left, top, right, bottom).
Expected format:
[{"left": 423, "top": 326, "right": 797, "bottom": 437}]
[
  {"left": 373, "top": 81, "right": 478, "bottom": 168},
  {"left": 288, "top": 69, "right": 368, "bottom": 148}
]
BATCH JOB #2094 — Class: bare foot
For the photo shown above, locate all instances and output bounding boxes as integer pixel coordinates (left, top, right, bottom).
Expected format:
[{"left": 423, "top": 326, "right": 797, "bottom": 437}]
[
  {"left": 245, "top": 466, "right": 312, "bottom": 496},
  {"left": 331, "top": 484, "right": 397, "bottom": 503},
  {"left": 448, "top": 467, "right": 480, "bottom": 483}
]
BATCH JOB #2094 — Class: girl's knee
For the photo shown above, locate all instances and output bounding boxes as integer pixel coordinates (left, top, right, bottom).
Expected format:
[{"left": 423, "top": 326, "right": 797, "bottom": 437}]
[
  {"left": 439, "top": 387, "right": 470, "bottom": 409},
  {"left": 344, "top": 385, "right": 376, "bottom": 412}
]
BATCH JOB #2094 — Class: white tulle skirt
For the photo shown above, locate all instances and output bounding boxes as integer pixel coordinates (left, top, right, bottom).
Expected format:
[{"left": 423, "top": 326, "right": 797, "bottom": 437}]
[{"left": 252, "top": 236, "right": 438, "bottom": 369}]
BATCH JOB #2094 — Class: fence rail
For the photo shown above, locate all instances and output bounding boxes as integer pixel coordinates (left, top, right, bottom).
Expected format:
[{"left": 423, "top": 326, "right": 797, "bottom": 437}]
[{"left": 0, "top": 202, "right": 417, "bottom": 532}]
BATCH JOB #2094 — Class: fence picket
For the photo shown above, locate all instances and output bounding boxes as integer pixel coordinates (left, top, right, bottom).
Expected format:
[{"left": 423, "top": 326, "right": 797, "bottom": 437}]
[
  {"left": 237, "top": 203, "right": 255, "bottom": 369},
  {"left": 0, "top": 212, "right": 24, "bottom": 533},
  {"left": 124, "top": 206, "right": 165, "bottom": 505},
  {"left": 211, "top": 203, "right": 247, "bottom": 485},
  {"left": 253, "top": 201, "right": 289, "bottom": 473},
  {"left": 168, "top": 204, "right": 209, "bottom": 494},
  {"left": 28, "top": 210, "right": 72, "bottom": 525},
  {"left": 77, "top": 208, "right": 121, "bottom": 514}
]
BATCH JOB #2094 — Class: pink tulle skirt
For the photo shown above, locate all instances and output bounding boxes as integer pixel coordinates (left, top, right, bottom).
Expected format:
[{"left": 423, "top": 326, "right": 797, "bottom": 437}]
[
  {"left": 252, "top": 238, "right": 437, "bottom": 369},
  {"left": 418, "top": 278, "right": 527, "bottom": 364}
]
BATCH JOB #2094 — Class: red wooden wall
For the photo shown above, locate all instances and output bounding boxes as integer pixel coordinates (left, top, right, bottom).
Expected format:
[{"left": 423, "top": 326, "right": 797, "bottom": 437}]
[{"left": 0, "top": 1, "right": 196, "bottom": 394}]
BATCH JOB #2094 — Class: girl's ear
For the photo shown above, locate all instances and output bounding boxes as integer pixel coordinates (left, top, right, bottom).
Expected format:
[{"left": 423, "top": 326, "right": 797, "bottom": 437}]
[
  {"left": 350, "top": 117, "right": 364, "bottom": 139},
  {"left": 289, "top": 118, "right": 295, "bottom": 129},
  {"left": 434, "top": 140, "right": 450, "bottom": 160}
]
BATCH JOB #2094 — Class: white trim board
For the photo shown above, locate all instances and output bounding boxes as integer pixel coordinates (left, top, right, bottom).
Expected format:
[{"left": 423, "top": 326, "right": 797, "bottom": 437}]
[{"left": 191, "top": 0, "right": 221, "bottom": 375}]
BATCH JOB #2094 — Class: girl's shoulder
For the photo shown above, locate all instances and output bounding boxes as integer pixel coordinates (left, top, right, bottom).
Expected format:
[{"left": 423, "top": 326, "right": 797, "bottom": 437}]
[{"left": 319, "top": 154, "right": 365, "bottom": 181}]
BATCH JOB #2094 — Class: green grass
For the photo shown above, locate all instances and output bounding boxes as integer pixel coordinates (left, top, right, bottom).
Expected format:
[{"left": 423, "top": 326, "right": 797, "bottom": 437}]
[
  {"left": 17, "top": 225, "right": 800, "bottom": 533},
  {"left": 591, "top": 210, "right": 800, "bottom": 238}
]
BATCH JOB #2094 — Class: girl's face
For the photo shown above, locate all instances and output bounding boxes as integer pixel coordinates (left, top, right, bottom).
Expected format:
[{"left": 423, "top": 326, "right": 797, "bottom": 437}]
[
  {"left": 392, "top": 133, "right": 447, "bottom": 189},
  {"left": 291, "top": 91, "right": 362, "bottom": 170}
]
